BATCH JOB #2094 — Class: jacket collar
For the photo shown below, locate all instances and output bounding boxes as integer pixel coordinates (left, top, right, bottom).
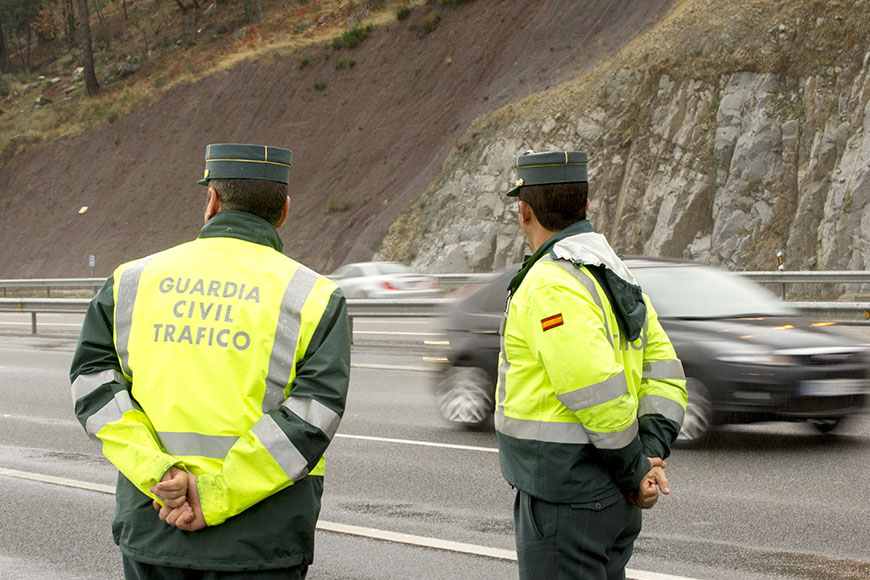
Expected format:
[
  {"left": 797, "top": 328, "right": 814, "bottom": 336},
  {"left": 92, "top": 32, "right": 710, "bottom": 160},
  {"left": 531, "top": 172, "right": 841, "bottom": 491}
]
[
  {"left": 198, "top": 210, "right": 284, "bottom": 252},
  {"left": 508, "top": 220, "right": 594, "bottom": 295}
]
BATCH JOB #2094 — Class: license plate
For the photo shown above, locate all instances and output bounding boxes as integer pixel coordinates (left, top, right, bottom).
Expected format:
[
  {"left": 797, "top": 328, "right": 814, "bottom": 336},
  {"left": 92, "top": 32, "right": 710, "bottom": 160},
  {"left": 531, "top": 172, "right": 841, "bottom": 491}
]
[{"left": 797, "top": 379, "right": 870, "bottom": 397}]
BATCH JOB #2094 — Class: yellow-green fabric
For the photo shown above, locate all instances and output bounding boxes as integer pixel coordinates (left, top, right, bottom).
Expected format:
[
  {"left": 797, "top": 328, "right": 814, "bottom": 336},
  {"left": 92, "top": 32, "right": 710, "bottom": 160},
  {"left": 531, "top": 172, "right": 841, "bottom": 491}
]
[
  {"left": 110, "top": 236, "right": 334, "bottom": 524},
  {"left": 70, "top": 210, "right": 350, "bottom": 570},
  {"left": 496, "top": 228, "right": 686, "bottom": 504}
]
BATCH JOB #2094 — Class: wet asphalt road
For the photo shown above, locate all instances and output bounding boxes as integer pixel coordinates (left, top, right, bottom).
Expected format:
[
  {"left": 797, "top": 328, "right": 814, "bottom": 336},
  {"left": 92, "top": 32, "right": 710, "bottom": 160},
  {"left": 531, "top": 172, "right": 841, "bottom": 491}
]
[{"left": 1, "top": 322, "right": 869, "bottom": 580}]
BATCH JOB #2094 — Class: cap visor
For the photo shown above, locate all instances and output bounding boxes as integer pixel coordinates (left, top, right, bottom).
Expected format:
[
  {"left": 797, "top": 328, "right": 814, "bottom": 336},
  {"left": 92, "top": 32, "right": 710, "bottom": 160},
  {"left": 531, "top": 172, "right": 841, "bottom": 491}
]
[
  {"left": 506, "top": 186, "right": 521, "bottom": 197},
  {"left": 197, "top": 178, "right": 209, "bottom": 186}
]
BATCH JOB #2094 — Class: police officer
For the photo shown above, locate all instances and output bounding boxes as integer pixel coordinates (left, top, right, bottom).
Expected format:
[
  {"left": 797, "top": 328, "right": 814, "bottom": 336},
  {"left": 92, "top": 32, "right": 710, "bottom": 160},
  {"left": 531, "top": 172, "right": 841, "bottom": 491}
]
[
  {"left": 70, "top": 143, "right": 351, "bottom": 579},
  {"left": 495, "top": 151, "right": 688, "bottom": 579}
]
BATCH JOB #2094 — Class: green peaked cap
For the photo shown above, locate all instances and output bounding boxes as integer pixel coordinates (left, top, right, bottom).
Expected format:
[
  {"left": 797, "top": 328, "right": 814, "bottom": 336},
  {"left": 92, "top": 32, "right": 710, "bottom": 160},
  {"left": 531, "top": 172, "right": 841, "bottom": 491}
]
[
  {"left": 198, "top": 143, "right": 292, "bottom": 186},
  {"left": 506, "top": 150, "right": 588, "bottom": 196}
]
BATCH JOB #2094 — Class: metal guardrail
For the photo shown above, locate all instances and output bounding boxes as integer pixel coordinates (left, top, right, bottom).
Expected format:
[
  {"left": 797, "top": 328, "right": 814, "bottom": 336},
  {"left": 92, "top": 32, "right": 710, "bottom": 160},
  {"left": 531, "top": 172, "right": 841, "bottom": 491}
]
[
  {"left": 1, "top": 272, "right": 869, "bottom": 334},
  {"left": 0, "top": 278, "right": 103, "bottom": 297},
  {"left": 1, "top": 296, "right": 869, "bottom": 336},
  {"left": 0, "top": 297, "right": 455, "bottom": 336}
]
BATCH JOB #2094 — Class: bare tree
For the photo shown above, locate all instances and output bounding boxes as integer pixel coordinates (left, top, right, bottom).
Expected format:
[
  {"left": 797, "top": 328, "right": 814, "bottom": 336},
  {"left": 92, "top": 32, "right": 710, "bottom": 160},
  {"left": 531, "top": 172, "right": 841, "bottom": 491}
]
[
  {"left": 61, "top": 0, "right": 76, "bottom": 51},
  {"left": 76, "top": 0, "right": 99, "bottom": 95},
  {"left": 0, "top": 13, "right": 7, "bottom": 74},
  {"left": 173, "top": 0, "right": 187, "bottom": 13}
]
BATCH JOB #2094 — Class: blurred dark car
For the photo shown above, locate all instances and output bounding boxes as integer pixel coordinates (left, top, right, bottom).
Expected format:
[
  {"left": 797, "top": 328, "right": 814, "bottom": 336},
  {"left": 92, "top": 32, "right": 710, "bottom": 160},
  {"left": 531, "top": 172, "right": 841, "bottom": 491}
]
[
  {"left": 328, "top": 261, "right": 440, "bottom": 299},
  {"left": 430, "top": 258, "right": 870, "bottom": 444}
]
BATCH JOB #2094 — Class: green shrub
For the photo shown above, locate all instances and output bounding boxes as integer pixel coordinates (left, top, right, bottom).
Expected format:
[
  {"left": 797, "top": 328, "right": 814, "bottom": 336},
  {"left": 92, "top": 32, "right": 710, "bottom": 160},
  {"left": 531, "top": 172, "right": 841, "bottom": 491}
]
[
  {"left": 419, "top": 11, "right": 441, "bottom": 34},
  {"left": 0, "top": 75, "right": 10, "bottom": 97},
  {"left": 299, "top": 56, "right": 310, "bottom": 69},
  {"left": 332, "top": 25, "right": 372, "bottom": 49},
  {"left": 396, "top": 6, "right": 411, "bottom": 20},
  {"left": 326, "top": 194, "right": 353, "bottom": 213},
  {"left": 314, "top": 80, "right": 327, "bottom": 91},
  {"left": 336, "top": 58, "right": 356, "bottom": 70}
]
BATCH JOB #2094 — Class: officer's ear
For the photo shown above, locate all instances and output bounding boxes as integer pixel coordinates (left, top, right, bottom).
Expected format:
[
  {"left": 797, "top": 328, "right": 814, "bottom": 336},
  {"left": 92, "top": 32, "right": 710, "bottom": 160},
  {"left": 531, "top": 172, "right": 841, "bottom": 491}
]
[
  {"left": 204, "top": 187, "right": 221, "bottom": 223},
  {"left": 276, "top": 195, "right": 290, "bottom": 228},
  {"left": 518, "top": 200, "right": 534, "bottom": 225}
]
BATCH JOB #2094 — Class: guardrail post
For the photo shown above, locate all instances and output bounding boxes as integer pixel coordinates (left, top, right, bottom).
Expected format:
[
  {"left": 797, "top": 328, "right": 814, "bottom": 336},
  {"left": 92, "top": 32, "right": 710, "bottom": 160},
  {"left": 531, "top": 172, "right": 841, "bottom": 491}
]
[{"left": 31, "top": 312, "right": 37, "bottom": 334}]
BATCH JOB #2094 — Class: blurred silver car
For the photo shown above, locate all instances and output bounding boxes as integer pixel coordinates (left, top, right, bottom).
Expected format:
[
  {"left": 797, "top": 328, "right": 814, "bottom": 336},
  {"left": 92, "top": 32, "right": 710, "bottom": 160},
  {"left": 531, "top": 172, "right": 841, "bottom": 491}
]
[{"left": 328, "top": 261, "right": 441, "bottom": 299}]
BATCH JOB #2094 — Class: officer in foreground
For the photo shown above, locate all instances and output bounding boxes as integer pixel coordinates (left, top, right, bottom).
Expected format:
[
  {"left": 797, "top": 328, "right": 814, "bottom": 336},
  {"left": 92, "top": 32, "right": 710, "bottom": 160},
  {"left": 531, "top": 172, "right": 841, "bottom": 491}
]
[
  {"left": 70, "top": 143, "right": 350, "bottom": 579},
  {"left": 495, "top": 151, "right": 688, "bottom": 579}
]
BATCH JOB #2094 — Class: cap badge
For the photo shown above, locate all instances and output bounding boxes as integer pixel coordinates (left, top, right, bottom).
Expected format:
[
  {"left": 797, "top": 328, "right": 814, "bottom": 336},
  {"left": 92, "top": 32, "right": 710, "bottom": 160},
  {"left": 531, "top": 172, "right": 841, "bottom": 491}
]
[{"left": 515, "top": 178, "right": 524, "bottom": 187}]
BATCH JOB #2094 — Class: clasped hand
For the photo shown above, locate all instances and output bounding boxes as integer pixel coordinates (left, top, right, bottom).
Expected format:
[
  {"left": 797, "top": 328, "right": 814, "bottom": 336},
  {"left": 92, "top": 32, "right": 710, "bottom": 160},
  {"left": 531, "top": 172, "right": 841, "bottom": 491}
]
[
  {"left": 627, "top": 457, "right": 670, "bottom": 509},
  {"left": 149, "top": 466, "right": 207, "bottom": 531}
]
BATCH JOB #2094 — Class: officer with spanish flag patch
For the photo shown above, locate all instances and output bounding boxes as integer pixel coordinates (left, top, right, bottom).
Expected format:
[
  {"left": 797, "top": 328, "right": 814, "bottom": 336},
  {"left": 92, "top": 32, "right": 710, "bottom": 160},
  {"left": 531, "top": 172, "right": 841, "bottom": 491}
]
[
  {"left": 495, "top": 151, "right": 687, "bottom": 580},
  {"left": 70, "top": 143, "right": 350, "bottom": 579}
]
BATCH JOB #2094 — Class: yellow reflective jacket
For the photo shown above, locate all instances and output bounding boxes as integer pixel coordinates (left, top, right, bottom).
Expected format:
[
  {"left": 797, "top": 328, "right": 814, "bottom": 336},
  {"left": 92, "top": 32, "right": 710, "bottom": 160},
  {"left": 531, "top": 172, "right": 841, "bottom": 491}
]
[
  {"left": 496, "top": 223, "right": 687, "bottom": 504},
  {"left": 71, "top": 211, "right": 351, "bottom": 570}
]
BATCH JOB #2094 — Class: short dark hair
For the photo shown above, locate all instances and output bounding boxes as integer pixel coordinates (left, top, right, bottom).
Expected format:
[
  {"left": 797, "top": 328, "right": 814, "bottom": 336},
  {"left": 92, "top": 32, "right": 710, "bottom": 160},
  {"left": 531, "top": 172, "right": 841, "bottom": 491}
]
[
  {"left": 518, "top": 181, "right": 588, "bottom": 231},
  {"left": 208, "top": 178, "right": 288, "bottom": 226}
]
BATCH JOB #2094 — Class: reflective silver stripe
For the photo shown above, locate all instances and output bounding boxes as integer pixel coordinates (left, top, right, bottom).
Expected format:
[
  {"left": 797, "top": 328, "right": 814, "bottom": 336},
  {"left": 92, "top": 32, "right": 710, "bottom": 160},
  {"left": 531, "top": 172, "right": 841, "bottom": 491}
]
[
  {"left": 263, "top": 266, "right": 319, "bottom": 412},
  {"left": 251, "top": 414, "right": 309, "bottom": 482},
  {"left": 495, "top": 410, "right": 591, "bottom": 444},
  {"left": 642, "top": 359, "right": 686, "bottom": 381},
  {"left": 585, "top": 419, "right": 639, "bottom": 450},
  {"left": 71, "top": 369, "right": 129, "bottom": 403},
  {"left": 638, "top": 395, "right": 686, "bottom": 425},
  {"left": 283, "top": 396, "right": 340, "bottom": 440},
  {"left": 540, "top": 255, "right": 614, "bottom": 348},
  {"left": 496, "top": 296, "right": 512, "bottom": 416},
  {"left": 556, "top": 370, "right": 629, "bottom": 412},
  {"left": 115, "top": 256, "right": 154, "bottom": 378},
  {"left": 158, "top": 432, "right": 239, "bottom": 459},
  {"left": 84, "top": 390, "right": 137, "bottom": 439}
]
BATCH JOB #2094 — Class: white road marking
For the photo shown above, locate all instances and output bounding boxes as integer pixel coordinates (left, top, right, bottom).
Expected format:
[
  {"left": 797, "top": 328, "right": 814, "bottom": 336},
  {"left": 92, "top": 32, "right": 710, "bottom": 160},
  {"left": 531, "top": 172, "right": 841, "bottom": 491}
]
[
  {"left": 0, "top": 467, "right": 115, "bottom": 493},
  {"left": 317, "top": 520, "right": 516, "bottom": 560},
  {"left": 335, "top": 433, "right": 499, "bottom": 453},
  {"left": 0, "top": 468, "right": 701, "bottom": 580},
  {"left": 354, "top": 330, "right": 443, "bottom": 337},
  {"left": 0, "top": 321, "right": 83, "bottom": 327},
  {"left": 351, "top": 362, "right": 434, "bottom": 372}
]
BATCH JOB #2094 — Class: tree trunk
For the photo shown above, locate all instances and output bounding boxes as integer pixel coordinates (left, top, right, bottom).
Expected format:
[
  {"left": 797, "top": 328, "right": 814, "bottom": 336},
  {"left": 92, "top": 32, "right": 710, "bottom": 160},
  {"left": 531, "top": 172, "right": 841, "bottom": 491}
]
[
  {"left": 174, "top": 0, "right": 188, "bottom": 14},
  {"left": 0, "top": 21, "right": 8, "bottom": 74},
  {"left": 191, "top": 0, "right": 200, "bottom": 9},
  {"left": 63, "top": 0, "right": 77, "bottom": 52},
  {"left": 255, "top": 0, "right": 263, "bottom": 24},
  {"left": 25, "top": 26, "right": 31, "bottom": 70},
  {"left": 122, "top": 0, "right": 128, "bottom": 20},
  {"left": 76, "top": 0, "right": 99, "bottom": 96}
]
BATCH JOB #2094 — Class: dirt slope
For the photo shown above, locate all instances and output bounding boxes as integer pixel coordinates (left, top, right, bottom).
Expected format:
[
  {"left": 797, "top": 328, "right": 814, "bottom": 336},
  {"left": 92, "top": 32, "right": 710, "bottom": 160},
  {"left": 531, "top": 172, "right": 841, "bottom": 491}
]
[{"left": 0, "top": 0, "right": 675, "bottom": 278}]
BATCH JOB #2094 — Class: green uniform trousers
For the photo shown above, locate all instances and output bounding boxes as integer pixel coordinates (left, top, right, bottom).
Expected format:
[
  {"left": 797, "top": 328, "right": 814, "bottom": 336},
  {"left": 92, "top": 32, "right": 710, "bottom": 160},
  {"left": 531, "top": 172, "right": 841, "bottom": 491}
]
[
  {"left": 122, "top": 557, "right": 308, "bottom": 580},
  {"left": 514, "top": 489, "right": 642, "bottom": 580}
]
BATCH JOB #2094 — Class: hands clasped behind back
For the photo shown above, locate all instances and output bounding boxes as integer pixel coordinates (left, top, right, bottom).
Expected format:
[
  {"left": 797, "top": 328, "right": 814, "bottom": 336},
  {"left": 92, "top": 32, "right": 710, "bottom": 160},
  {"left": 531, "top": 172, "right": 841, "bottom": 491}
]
[{"left": 150, "top": 466, "right": 207, "bottom": 531}]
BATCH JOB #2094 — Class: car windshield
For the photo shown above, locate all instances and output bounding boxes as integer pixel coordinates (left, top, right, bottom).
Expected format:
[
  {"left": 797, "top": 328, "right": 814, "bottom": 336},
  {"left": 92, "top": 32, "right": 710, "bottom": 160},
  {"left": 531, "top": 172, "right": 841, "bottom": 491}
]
[{"left": 631, "top": 264, "right": 797, "bottom": 319}]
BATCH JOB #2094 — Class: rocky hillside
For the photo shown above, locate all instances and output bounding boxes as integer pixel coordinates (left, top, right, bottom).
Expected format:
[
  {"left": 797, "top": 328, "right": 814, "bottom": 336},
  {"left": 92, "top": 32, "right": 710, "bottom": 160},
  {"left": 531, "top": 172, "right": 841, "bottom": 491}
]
[
  {"left": 380, "top": 0, "right": 870, "bottom": 276},
  {"left": 0, "top": 0, "right": 674, "bottom": 278}
]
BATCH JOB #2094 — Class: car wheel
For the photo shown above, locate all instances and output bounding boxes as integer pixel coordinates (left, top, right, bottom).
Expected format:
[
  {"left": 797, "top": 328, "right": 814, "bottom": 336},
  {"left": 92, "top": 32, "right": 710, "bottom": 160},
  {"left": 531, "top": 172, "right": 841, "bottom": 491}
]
[
  {"left": 435, "top": 367, "right": 494, "bottom": 429},
  {"left": 809, "top": 418, "right": 843, "bottom": 434},
  {"left": 676, "top": 378, "right": 713, "bottom": 446}
]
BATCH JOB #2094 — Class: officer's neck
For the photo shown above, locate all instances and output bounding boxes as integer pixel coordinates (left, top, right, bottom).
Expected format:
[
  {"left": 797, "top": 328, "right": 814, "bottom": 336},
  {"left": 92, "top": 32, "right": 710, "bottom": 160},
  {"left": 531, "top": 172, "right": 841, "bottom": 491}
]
[{"left": 525, "top": 225, "right": 559, "bottom": 253}]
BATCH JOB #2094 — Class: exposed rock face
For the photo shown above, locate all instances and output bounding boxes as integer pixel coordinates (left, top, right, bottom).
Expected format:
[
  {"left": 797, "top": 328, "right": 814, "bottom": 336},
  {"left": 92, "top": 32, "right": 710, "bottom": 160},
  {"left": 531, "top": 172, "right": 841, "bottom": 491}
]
[{"left": 382, "top": 57, "right": 870, "bottom": 276}]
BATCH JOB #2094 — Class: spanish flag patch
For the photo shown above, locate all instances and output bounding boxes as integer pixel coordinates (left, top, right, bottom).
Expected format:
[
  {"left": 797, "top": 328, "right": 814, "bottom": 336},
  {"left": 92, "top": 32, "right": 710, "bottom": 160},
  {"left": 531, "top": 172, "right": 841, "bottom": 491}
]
[{"left": 541, "top": 313, "right": 564, "bottom": 331}]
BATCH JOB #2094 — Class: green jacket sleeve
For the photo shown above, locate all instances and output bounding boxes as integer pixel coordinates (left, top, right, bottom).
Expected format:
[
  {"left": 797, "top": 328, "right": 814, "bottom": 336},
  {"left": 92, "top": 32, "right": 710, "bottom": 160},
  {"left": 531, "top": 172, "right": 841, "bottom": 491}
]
[{"left": 637, "top": 297, "right": 687, "bottom": 460}]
